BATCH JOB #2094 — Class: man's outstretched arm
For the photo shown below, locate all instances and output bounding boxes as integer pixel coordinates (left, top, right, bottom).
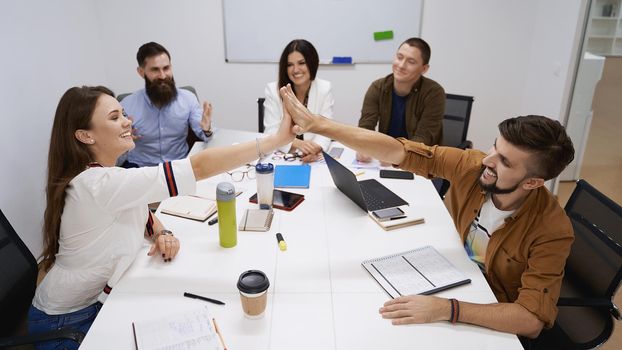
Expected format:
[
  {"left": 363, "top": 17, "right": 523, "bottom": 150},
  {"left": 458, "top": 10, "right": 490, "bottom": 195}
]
[
  {"left": 380, "top": 295, "right": 544, "bottom": 338},
  {"left": 280, "top": 84, "right": 407, "bottom": 165}
]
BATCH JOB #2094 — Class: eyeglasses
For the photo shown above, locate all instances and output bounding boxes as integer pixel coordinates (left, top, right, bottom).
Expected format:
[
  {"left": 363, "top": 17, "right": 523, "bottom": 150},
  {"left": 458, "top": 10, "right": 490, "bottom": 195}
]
[
  {"left": 226, "top": 164, "right": 256, "bottom": 182},
  {"left": 271, "top": 150, "right": 302, "bottom": 162}
]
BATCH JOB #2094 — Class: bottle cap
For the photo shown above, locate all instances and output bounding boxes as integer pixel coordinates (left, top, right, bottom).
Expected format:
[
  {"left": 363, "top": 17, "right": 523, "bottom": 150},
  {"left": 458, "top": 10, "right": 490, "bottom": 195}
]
[
  {"left": 216, "top": 182, "right": 236, "bottom": 201},
  {"left": 237, "top": 270, "right": 270, "bottom": 294},
  {"left": 255, "top": 163, "right": 274, "bottom": 174}
]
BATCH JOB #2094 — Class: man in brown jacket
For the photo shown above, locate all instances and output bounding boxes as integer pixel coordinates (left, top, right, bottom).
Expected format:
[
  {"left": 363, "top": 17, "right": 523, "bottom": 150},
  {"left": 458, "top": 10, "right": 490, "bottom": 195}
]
[
  {"left": 280, "top": 84, "right": 575, "bottom": 339},
  {"left": 357, "top": 37, "right": 445, "bottom": 162}
]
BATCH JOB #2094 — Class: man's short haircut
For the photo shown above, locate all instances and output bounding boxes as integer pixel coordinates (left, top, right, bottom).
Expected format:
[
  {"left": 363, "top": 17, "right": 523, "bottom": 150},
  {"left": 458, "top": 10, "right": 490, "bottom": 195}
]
[
  {"left": 136, "top": 42, "right": 171, "bottom": 67},
  {"left": 400, "top": 37, "right": 431, "bottom": 65},
  {"left": 499, "top": 115, "right": 575, "bottom": 181}
]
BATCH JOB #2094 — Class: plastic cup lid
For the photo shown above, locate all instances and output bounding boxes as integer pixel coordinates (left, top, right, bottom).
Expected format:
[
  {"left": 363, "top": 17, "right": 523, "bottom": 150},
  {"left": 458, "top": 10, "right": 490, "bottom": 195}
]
[
  {"left": 237, "top": 270, "right": 270, "bottom": 294},
  {"left": 255, "top": 163, "right": 274, "bottom": 174}
]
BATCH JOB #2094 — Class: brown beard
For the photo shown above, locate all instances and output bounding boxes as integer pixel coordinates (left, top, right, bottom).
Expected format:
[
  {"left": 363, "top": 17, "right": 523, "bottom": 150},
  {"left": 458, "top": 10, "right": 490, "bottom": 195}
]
[
  {"left": 477, "top": 165, "right": 521, "bottom": 195},
  {"left": 145, "top": 75, "right": 178, "bottom": 108}
]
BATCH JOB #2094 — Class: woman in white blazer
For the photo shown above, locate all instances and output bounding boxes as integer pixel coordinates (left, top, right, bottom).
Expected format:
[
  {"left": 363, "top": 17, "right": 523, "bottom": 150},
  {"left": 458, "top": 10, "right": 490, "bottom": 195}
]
[{"left": 263, "top": 39, "right": 334, "bottom": 162}]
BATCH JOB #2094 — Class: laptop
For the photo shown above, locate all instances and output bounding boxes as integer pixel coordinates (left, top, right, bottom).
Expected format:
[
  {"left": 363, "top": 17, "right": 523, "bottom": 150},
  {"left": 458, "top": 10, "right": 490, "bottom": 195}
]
[{"left": 322, "top": 151, "right": 409, "bottom": 212}]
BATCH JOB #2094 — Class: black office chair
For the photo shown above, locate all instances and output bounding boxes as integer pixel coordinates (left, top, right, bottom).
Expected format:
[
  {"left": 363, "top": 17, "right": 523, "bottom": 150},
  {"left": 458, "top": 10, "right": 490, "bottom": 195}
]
[
  {"left": 0, "top": 209, "right": 85, "bottom": 348},
  {"left": 433, "top": 93, "right": 475, "bottom": 198},
  {"left": 116, "top": 85, "right": 202, "bottom": 154},
  {"left": 527, "top": 179, "right": 622, "bottom": 349},
  {"left": 257, "top": 97, "right": 265, "bottom": 133}
]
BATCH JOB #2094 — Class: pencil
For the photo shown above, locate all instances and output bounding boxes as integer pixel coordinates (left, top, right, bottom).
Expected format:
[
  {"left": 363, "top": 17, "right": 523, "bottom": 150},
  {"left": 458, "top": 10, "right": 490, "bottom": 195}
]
[{"left": 212, "top": 318, "right": 227, "bottom": 350}]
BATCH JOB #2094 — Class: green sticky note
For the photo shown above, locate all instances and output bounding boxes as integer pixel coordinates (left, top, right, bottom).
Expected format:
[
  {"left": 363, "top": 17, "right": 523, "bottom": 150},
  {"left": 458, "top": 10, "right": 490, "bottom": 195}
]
[{"left": 373, "top": 30, "right": 394, "bottom": 41}]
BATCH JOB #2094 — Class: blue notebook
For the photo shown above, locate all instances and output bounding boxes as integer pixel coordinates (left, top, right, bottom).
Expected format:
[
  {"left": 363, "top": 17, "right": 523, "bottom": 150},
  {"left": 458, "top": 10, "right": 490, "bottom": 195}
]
[{"left": 274, "top": 165, "right": 311, "bottom": 188}]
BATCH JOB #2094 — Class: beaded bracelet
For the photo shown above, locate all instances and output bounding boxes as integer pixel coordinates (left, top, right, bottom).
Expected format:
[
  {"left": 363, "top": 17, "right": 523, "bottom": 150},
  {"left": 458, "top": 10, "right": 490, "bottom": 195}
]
[{"left": 449, "top": 298, "right": 460, "bottom": 324}]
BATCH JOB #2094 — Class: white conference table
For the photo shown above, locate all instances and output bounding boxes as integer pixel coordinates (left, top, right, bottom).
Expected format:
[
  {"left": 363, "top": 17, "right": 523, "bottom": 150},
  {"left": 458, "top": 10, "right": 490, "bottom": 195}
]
[{"left": 80, "top": 129, "right": 522, "bottom": 349}]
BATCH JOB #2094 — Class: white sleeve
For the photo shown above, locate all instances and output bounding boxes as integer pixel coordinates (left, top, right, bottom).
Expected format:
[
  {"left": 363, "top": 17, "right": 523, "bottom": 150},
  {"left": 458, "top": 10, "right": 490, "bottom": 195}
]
[
  {"left": 83, "top": 158, "right": 196, "bottom": 212},
  {"left": 263, "top": 83, "right": 292, "bottom": 152},
  {"left": 308, "top": 81, "right": 334, "bottom": 151}
]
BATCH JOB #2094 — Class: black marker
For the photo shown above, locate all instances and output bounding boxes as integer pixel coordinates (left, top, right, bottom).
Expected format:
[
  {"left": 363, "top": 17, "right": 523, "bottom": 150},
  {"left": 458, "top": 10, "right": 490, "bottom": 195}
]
[
  {"left": 208, "top": 217, "right": 218, "bottom": 225},
  {"left": 183, "top": 292, "right": 225, "bottom": 305}
]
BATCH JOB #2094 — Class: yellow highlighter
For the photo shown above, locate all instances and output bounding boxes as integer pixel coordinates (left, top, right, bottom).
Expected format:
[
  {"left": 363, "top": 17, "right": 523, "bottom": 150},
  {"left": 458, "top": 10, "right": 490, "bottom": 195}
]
[{"left": 276, "top": 233, "right": 287, "bottom": 251}]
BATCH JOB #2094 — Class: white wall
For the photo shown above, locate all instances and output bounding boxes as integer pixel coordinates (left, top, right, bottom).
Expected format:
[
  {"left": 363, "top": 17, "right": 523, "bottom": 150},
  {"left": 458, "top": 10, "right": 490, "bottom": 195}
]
[
  {"left": 1, "top": 0, "right": 584, "bottom": 257},
  {"left": 0, "top": 1, "right": 108, "bottom": 257}
]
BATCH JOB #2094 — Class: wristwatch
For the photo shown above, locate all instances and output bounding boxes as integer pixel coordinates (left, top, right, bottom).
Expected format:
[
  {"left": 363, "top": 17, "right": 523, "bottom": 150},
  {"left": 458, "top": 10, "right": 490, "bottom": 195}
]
[
  {"left": 153, "top": 229, "right": 173, "bottom": 242},
  {"left": 202, "top": 128, "right": 213, "bottom": 137}
]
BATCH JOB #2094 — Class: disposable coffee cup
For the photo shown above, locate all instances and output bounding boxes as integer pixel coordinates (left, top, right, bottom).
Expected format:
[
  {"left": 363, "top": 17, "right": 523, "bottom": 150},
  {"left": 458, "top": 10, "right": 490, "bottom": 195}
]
[{"left": 237, "top": 270, "right": 270, "bottom": 319}]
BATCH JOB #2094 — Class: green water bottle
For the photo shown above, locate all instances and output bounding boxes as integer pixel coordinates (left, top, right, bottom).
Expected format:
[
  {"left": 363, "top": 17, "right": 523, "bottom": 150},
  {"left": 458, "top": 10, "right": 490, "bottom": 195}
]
[{"left": 216, "top": 182, "right": 237, "bottom": 248}]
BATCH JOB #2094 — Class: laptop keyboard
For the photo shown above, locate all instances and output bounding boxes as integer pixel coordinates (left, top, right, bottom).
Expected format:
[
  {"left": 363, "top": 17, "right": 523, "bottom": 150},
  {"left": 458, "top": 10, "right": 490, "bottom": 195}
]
[{"left": 361, "top": 186, "right": 388, "bottom": 211}]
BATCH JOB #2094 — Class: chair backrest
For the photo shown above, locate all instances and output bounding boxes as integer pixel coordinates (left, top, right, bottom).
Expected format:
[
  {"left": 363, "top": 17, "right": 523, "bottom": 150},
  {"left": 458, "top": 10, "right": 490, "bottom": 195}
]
[
  {"left": 116, "top": 92, "right": 131, "bottom": 102},
  {"left": 0, "top": 209, "right": 38, "bottom": 337},
  {"left": 564, "top": 179, "right": 622, "bottom": 297},
  {"left": 179, "top": 85, "right": 199, "bottom": 101},
  {"left": 257, "top": 97, "right": 265, "bottom": 133},
  {"left": 441, "top": 94, "right": 474, "bottom": 148},
  {"left": 554, "top": 180, "right": 622, "bottom": 348}
]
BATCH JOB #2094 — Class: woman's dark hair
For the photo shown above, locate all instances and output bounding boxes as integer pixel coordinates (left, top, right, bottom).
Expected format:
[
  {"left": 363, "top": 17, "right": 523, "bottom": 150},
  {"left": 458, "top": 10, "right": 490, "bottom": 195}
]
[
  {"left": 498, "top": 115, "right": 575, "bottom": 180},
  {"left": 40, "top": 86, "right": 115, "bottom": 271},
  {"left": 278, "top": 39, "right": 319, "bottom": 95}
]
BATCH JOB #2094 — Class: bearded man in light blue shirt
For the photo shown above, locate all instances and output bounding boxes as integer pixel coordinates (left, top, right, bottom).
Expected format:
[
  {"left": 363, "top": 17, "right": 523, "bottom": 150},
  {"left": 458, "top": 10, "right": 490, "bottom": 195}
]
[{"left": 120, "top": 42, "right": 214, "bottom": 167}]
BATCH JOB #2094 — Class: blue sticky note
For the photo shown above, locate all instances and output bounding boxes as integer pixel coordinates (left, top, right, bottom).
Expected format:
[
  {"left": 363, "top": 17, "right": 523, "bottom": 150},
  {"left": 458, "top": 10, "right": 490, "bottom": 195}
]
[
  {"left": 274, "top": 165, "right": 311, "bottom": 188},
  {"left": 332, "top": 56, "right": 353, "bottom": 64}
]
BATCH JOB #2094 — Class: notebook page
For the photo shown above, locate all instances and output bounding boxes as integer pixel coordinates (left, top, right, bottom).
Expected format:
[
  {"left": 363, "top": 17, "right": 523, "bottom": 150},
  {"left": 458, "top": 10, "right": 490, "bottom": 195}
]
[{"left": 133, "top": 306, "right": 223, "bottom": 350}]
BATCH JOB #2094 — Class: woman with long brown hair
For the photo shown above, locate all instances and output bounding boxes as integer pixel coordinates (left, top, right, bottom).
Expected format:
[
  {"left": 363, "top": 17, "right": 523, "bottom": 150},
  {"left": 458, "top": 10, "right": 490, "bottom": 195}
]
[
  {"left": 29, "top": 85, "right": 294, "bottom": 349},
  {"left": 263, "top": 39, "right": 334, "bottom": 162}
]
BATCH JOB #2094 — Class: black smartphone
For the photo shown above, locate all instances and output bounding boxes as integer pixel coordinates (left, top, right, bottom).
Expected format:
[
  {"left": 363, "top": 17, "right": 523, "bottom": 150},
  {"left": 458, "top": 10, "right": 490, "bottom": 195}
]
[
  {"left": 372, "top": 207, "right": 406, "bottom": 221},
  {"left": 379, "top": 169, "right": 414, "bottom": 180},
  {"left": 249, "top": 189, "right": 305, "bottom": 211}
]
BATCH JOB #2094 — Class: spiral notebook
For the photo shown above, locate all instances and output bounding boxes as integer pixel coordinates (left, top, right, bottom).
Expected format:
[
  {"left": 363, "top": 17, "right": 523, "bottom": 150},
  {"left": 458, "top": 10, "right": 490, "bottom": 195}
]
[
  {"left": 238, "top": 209, "right": 274, "bottom": 231},
  {"left": 362, "top": 245, "right": 471, "bottom": 298}
]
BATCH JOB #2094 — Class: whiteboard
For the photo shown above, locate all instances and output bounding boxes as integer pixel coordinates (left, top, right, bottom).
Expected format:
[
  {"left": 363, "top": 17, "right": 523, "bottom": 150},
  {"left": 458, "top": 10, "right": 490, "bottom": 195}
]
[{"left": 222, "top": 0, "right": 423, "bottom": 63}]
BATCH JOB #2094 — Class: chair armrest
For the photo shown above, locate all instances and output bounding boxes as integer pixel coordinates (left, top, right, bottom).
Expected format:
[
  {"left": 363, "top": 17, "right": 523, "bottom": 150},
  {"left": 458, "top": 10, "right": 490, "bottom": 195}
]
[
  {"left": 557, "top": 297, "right": 621, "bottom": 320},
  {"left": 457, "top": 140, "right": 473, "bottom": 149},
  {"left": 0, "top": 328, "right": 85, "bottom": 347}
]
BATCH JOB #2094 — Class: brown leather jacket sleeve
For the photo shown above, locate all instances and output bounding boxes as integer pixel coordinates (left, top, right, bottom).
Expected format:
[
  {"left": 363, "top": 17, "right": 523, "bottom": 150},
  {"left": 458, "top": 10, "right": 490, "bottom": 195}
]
[{"left": 359, "top": 80, "right": 381, "bottom": 131}]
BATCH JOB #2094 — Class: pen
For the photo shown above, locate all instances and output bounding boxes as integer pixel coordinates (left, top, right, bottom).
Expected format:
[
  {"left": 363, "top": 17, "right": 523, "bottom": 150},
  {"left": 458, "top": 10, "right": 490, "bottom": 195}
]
[
  {"left": 208, "top": 216, "right": 218, "bottom": 225},
  {"left": 276, "top": 233, "right": 287, "bottom": 251},
  {"left": 212, "top": 318, "right": 227, "bottom": 350},
  {"left": 183, "top": 292, "right": 225, "bottom": 305}
]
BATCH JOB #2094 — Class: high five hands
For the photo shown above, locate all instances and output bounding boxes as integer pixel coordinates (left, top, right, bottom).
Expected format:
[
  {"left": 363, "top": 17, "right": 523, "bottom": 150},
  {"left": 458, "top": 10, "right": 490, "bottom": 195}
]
[{"left": 279, "top": 84, "right": 315, "bottom": 136}]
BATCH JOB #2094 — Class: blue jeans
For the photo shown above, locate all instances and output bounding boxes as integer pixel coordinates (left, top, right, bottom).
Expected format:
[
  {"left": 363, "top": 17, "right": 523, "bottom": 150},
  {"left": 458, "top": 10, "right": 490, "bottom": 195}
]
[{"left": 27, "top": 302, "right": 102, "bottom": 350}]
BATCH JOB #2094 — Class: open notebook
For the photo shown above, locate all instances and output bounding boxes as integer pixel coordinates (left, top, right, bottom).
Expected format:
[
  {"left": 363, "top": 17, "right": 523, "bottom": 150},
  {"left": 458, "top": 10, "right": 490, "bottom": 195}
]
[
  {"left": 132, "top": 306, "right": 225, "bottom": 350},
  {"left": 362, "top": 245, "right": 470, "bottom": 298}
]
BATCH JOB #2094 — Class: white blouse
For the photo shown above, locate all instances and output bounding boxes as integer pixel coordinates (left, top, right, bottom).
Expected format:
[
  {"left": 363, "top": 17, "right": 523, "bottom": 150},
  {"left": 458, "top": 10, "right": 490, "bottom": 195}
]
[
  {"left": 33, "top": 159, "right": 196, "bottom": 314},
  {"left": 263, "top": 78, "right": 334, "bottom": 152}
]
